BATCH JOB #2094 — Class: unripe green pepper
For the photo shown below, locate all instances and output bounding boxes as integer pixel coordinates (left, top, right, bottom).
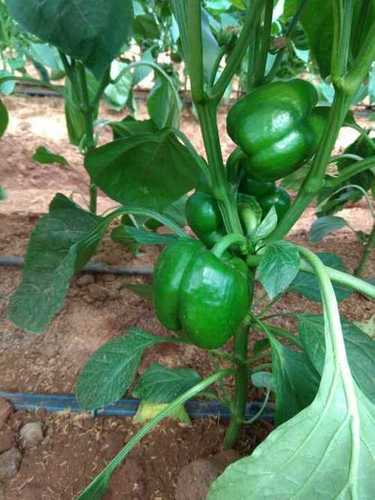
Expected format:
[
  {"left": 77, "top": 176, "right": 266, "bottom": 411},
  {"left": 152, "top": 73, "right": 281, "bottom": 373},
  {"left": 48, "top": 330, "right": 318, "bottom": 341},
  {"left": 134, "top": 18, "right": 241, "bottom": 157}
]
[
  {"left": 153, "top": 239, "right": 250, "bottom": 349},
  {"left": 239, "top": 158, "right": 276, "bottom": 197},
  {"left": 227, "top": 79, "right": 327, "bottom": 181},
  {"left": 185, "top": 191, "right": 225, "bottom": 247},
  {"left": 259, "top": 187, "right": 291, "bottom": 220}
]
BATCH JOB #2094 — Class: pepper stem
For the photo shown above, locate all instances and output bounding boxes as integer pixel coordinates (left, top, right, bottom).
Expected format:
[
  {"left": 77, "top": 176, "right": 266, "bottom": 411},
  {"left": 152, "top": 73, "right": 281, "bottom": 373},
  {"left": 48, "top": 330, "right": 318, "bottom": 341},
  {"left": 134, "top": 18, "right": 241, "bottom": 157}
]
[{"left": 211, "top": 234, "right": 248, "bottom": 258}]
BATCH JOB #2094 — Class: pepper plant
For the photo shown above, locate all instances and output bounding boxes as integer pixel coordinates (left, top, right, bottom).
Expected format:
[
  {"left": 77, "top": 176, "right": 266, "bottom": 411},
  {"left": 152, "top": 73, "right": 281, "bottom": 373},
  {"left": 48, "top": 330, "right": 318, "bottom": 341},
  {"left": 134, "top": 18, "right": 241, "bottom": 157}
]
[{"left": 3, "top": 1, "right": 375, "bottom": 499}]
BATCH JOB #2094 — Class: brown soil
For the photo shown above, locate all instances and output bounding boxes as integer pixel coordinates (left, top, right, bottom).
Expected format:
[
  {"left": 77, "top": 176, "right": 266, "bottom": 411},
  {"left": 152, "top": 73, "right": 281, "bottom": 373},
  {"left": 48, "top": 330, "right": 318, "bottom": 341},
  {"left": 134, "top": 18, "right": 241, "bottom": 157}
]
[{"left": 0, "top": 96, "right": 374, "bottom": 499}]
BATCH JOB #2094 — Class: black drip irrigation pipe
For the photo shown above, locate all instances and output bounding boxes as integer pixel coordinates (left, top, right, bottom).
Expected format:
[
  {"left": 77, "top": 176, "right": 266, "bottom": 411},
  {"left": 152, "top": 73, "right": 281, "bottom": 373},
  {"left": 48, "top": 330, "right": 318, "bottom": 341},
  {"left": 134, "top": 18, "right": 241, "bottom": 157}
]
[
  {"left": 0, "top": 391, "right": 274, "bottom": 422},
  {"left": 0, "top": 256, "right": 153, "bottom": 276}
]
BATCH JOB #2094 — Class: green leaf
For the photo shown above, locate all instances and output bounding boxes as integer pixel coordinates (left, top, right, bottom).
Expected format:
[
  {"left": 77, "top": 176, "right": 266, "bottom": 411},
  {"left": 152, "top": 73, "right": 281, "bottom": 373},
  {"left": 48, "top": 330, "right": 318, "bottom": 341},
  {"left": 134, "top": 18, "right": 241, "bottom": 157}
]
[
  {"left": 201, "top": 9, "right": 221, "bottom": 84},
  {"left": 28, "top": 42, "right": 64, "bottom": 72},
  {"left": 251, "top": 371, "right": 274, "bottom": 391},
  {"left": 32, "top": 146, "right": 69, "bottom": 167},
  {"left": 0, "top": 98, "right": 9, "bottom": 137},
  {"left": 209, "top": 310, "right": 375, "bottom": 499},
  {"left": 8, "top": 194, "right": 103, "bottom": 333},
  {"left": 147, "top": 74, "right": 181, "bottom": 129},
  {"left": 111, "top": 225, "right": 178, "bottom": 247},
  {"left": 64, "top": 72, "right": 100, "bottom": 146},
  {"left": 133, "top": 13, "right": 160, "bottom": 40},
  {"left": 5, "top": 0, "right": 134, "bottom": 79},
  {"left": 309, "top": 215, "right": 347, "bottom": 243},
  {"left": 298, "top": 314, "right": 375, "bottom": 404},
  {"left": 109, "top": 117, "right": 158, "bottom": 140},
  {"left": 289, "top": 252, "right": 352, "bottom": 302},
  {"left": 104, "top": 61, "right": 133, "bottom": 111},
  {"left": 257, "top": 241, "right": 300, "bottom": 299},
  {"left": 254, "top": 206, "right": 278, "bottom": 242},
  {"left": 0, "top": 186, "right": 7, "bottom": 201},
  {"left": 133, "top": 363, "right": 201, "bottom": 403},
  {"left": 133, "top": 401, "right": 191, "bottom": 424},
  {"left": 75, "top": 329, "right": 167, "bottom": 410},
  {"left": 269, "top": 335, "right": 319, "bottom": 424},
  {"left": 85, "top": 131, "right": 201, "bottom": 211}
]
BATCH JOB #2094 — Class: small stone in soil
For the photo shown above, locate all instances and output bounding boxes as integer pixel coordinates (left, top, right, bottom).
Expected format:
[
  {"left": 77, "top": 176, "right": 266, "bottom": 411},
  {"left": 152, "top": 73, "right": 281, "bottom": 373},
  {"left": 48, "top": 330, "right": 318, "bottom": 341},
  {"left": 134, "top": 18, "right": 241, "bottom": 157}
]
[
  {"left": 19, "top": 422, "right": 44, "bottom": 448},
  {"left": 0, "top": 426, "right": 16, "bottom": 453},
  {"left": 76, "top": 274, "right": 95, "bottom": 287},
  {"left": 0, "top": 399, "right": 13, "bottom": 429},
  {"left": 0, "top": 447, "right": 22, "bottom": 481}
]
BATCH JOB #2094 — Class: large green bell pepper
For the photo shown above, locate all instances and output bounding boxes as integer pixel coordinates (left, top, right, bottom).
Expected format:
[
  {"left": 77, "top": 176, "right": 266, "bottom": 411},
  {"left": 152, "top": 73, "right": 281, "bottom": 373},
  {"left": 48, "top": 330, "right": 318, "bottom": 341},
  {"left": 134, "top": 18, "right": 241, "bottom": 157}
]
[
  {"left": 227, "top": 79, "right": 327, "bottom": 181},
  {"left": 153, "top": 239, "right": 250, "bottom": 349}
]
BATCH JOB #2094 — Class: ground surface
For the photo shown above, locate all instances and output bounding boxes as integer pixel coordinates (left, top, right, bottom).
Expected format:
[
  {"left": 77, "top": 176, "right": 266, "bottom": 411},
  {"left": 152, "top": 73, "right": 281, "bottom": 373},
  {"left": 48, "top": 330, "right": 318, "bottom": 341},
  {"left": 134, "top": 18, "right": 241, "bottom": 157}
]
[{"left": 0, "top": 95, "right": 373, "bottom": 499}]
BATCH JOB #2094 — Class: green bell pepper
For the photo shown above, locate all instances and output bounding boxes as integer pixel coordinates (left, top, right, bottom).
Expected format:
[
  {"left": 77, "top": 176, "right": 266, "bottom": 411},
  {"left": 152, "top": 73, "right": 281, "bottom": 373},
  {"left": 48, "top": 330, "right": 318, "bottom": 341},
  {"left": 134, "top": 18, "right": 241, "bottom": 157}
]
[
  {"left": 186, "top": 191, "right": 225, "bottom": 247},
  {"left": 259, "top": 187, "right": 291, "bottom": 220},
  {"left": 227, "top": 79, "right": 327, "bottom": 181},
  {"left": 153, "top": 239, "right": 250, "bottom": 349}
]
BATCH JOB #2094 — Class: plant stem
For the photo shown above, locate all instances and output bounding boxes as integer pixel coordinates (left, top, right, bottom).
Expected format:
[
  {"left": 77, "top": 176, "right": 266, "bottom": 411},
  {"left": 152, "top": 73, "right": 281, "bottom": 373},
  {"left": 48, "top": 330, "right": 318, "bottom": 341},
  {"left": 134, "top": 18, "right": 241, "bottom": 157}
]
[
  {"left": 76, "top": 62, "right": 97, "bottom": 214},
  {"left": 355, "top": 222, "right": 375, "bottom": 277},
  {"left": 211, "top": 233, "right": 247, "bottom": 258},
  {"left": 328, "top": 156, "right": 375, "bottom": 189},
  {"left": 196, "top": 102, "right": 243, "bottom": 234},
  {"left": 264, "top": 0, "right": 308, "bottom": 83},
  {"left": 270, "top": 90, "right": 352, "bottom": 241},
  {"left": 224, "top": 277, "right": 255, "bottom": 449},
  {"left": 253, "top": 0, "right": 273, "bottom": 87},
  {"left": 210, "top": 0, "right": 263, "bottom": 102},
  {"left": 186, "top": 0, "right": 205, "bottom": 103},
  {"left": 224, "top": 322, "right": 250, "bottom": 449}
]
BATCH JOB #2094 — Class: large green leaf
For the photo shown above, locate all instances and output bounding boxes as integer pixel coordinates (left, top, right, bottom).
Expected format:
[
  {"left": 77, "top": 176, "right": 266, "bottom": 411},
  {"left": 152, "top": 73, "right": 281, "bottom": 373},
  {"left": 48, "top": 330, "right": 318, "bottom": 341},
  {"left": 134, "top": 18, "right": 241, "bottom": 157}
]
[
  {"left": 5, "top": 0, "right": 134, "bottom": 78},
  {"left": 209, "top": 315, "right": 375, "bottom": 499},
  {"left": 133, "top": 363, "right": 202, "bottom": 403},
  {"left": 8, "top": 194, "right": 103, "bottom": 333},
  {"left": 85, "top": 131, "right": 201, "bottom": 211},
  {"left": 309, "top": 215, "right": 348, "bottom": 243},
  {"left": 75, "top": 329, "right": 167, "bottom": 410},
  {"left": 0, "top": 98, "right": 9, "bottom": 137},
  {"left": 270, "top": 336, "right": 320, "bottom": 424},
  {"left": 298, "top": 314, "right": 375, "bottom": 403}
]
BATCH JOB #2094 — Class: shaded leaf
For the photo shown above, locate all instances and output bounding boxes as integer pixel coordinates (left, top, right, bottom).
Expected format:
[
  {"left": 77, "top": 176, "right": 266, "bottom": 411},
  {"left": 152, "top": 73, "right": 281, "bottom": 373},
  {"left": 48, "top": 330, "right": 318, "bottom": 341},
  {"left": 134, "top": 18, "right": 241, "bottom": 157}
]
[
  {"left": 0, "top": 98, "right": 9, "bottom": 137},
  {"left": 298, "top": 314, "right": 375, "bottom": 403},
  {"left": 133, "top": 363, "right": 201, "bottom": 403},
  {"left": 85, "top": 131, "right": 201, "bottom": 211},
  {"left": 289, "top": 252, "right": 352, "bottom": 302},
  {"left": 269, "top": 335, "right": 319, "bottom": 424},
  {"left": 309, "top": 215, "right": 347, "bottom": 243},
  {"left": 6, "top": 0, "right": 134, "bottom": 78}
]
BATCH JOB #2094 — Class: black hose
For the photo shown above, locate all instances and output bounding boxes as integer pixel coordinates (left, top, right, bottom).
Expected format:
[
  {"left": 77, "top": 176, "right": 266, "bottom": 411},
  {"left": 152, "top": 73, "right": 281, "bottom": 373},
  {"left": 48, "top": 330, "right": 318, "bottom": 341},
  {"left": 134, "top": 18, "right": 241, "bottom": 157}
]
[{"left": 0, "top": 256, "right": 153, "bottom": 276}]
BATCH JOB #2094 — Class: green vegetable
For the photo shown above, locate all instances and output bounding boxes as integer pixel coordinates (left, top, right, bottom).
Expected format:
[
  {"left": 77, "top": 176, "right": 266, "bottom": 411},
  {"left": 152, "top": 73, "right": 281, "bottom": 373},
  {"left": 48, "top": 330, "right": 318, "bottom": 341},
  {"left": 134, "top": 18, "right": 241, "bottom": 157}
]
[
  {"left": 153, "top": 239, "right": 250, "bottom": 349},
  {"left": 239, "top": 158, "right": 276, "bottom": 197},
  {"left": 259, "top": 187, "right": 291, "bottom": 220},
  {"left": 186, "top": 191, "right": 224, "bottom": 247},
  {"left": 227, "top": 79, "right": 327, "bottom": 181}
]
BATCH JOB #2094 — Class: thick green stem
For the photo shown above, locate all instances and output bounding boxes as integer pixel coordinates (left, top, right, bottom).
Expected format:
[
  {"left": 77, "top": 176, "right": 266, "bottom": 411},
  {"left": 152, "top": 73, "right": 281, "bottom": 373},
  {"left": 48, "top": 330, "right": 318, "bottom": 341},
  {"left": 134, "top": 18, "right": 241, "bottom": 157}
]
[
  {"left": 270, "top": 90, "right": 352, "bottom": 241},
  {"left": 211, "top": 233, "right": 247, "bottom": 257},
  {"left": 196, "top": 102, "right": 243, "bottom": 235},
  {"left": 355, "top": 222, "right": 375, "bottom": 277},
  {"left": 224, "top": 322, "right": 250, "bottom": 449},
  {"left": 224, "top": 277, "right": 255, "bottom": 449},
  {"left": 253, "top": 0, "right": 273, "bottom": 87}
]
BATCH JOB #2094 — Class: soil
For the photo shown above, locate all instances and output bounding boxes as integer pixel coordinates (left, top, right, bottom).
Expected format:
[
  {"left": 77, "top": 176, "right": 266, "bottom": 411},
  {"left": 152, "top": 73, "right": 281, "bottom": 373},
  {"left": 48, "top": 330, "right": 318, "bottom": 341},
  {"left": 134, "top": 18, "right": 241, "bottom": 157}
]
[{"left": 0, "top": 95, "right": 374, "bottom": 499}]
